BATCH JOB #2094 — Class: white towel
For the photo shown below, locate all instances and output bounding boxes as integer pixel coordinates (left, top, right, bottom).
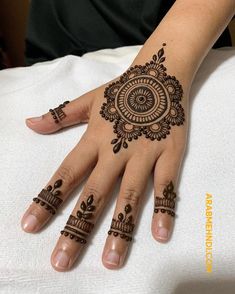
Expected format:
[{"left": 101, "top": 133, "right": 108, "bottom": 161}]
[{"left": 0, "top": 45, "right": 235, "bottom": 294}]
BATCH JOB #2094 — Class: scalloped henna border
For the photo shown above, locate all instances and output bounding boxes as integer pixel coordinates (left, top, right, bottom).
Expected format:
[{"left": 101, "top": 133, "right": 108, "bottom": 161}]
[{"left": 100, "top": 43, "right": 185, "bottom": 153}]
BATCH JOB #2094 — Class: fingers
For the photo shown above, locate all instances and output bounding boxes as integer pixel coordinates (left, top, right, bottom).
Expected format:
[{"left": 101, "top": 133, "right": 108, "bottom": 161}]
[
  {"left": 102, "top": 153, "right": 155, "bottom": 269},
  {"left": 26, "top": 92, "right": 94, "bottom": 134},
  {"left": 21, "top": 135, "right": 97, "bottom": 233},
  {"left": 152, "top": 150, "right": 183, "bottom": 243},
  {"left": 50, "top": 156, "right": 124, "bottom": 271}
]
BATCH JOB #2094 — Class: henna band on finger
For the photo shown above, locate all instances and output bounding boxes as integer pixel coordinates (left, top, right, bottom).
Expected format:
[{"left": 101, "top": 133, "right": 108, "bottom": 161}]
[
  {"left": 61, "top": 194, "right": 96, "bottom": 244},
  {"left": 154, "top": 181, "right": 177, "bottom": 217},
  {"left": 33, "top": 179, "right": 63, "bottom": 215},
  {"left": 49, "top": 100, "right": 70, "bottom": 124},
  {"left": 108, "top": 204, "right": 135, "bottom": 242}
]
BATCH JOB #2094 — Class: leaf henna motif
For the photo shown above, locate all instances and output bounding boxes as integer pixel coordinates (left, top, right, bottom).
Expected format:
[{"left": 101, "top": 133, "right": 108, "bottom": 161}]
[
  {"left": 154, "top": 181, "right": 177, "bottom": 217},
  {"left": 76, "top": 195, "right": 95, "bottom": 220},
  {"left": 108, "top": 204, "right": 135, "bottom": 242},
  {"left": 33, "top": 179, "right": 64, "bottom": 215},
  {"left": 61, "top": 194, "right": 96, "bottom": 244}
]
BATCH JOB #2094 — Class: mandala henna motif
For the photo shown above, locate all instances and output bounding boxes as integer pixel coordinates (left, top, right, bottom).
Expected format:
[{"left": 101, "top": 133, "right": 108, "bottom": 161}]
[
  {"left": 49, "top": 100, "right": 70, "bottom": 124},
  {"left": 100, "top": 43, "right": 185, "bottom": 153},
  {"left": 33, "top": 179, "right": 63, "bottom": 215},
  {"left": 154, "top": 181, "right": 177, "bottom": 217},
  {"left": 108, "top": 204, "right": 135, "bottom": 241},
  {"left": 61, "top": 194, "right": 96, "bottom": 244}
]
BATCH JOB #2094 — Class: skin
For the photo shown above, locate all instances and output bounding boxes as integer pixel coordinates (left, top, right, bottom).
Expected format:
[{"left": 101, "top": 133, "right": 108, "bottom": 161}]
[{"left": 21, "top": 0, "right": 235, "bottom": 271}]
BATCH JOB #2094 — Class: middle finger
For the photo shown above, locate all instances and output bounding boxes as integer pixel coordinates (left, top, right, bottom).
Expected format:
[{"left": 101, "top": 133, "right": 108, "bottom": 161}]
[{"left": 102, "top": 151, "right": 156, "bottom": 269}]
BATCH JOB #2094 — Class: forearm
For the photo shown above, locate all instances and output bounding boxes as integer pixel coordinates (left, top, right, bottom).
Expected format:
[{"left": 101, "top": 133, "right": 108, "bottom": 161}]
[{"left": 132, "top": 0, "right": 235, "bottom": 91}]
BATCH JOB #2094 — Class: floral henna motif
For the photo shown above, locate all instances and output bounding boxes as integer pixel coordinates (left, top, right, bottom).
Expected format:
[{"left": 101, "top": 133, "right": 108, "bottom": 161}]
[
  {"left": 61, "top": 195, "right": 96, "bottom": 244},
  {"left": 33, "top": 179, "right": 63, "bottom": 215},
  {"left": 108, "top": 204, "right": 135, "bottom": 241},
  {"left": 49, "top": 100, "right": 70, "bottom": 124},
  {"left": 100, "top": 43, "right": 185, "bottom": 153},
  {"left": 154, "top": 181, "right": 177, "bottom": 217}
]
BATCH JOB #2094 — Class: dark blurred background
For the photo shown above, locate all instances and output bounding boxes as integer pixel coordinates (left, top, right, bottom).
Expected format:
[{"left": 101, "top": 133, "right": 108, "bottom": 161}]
[
  {"left": 0, "top": 0, "right": 29, "bottom": 68},
  {"left": 0, "top": 0, "right": 234, "bottom": 69}
]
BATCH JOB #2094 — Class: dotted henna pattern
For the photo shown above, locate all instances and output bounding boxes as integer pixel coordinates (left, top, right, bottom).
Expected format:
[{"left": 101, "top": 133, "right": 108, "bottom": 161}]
[
  {"left": 154, "top": 181, "right": 177, "bottom": 217},
  {"left": 108, "top": 204, "right": 135, "bottom": 242},
  {"left": 33, "top": 179, "right": 63, "bottom": 215},
  {"left": 49, "top": 100, "right": 70, "bottom": 124},
  {"left": 61, "top": 194, "right": 96, "bottom": 244},
  {"left": 100, "top": 43, "right": 185, "bottom": 153}
]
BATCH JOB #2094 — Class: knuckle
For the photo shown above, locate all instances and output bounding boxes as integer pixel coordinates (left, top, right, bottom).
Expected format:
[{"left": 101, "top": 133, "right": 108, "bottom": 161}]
[
  {"left": 82, "top": 182, "right": 104, "bottom": 207},
  {"left": 167, "top": 138, "right": 186, "bottom": 155},
  {"left": 57, "top": 165, "right": 77, "bottom": 187},
  {"left": 157, "top": 180, "right": 172, "bottom": 189},
  {"left": 79, "top": 132, "right": 91, "bottom": 144},
  {"left": 79, "top": 132, "right": 98, "bottom": 149},
  {"left": 122, "top": 188, "right": 140, "bottom": 206},
  {"left": 174, "top": 143, "right": 185, "bottom": 155}
]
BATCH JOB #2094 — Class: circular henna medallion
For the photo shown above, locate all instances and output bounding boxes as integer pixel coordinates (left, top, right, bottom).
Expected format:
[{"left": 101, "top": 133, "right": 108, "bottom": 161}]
[
  {"left": 100, "top": 43, "right": 185, "bottom": 153},
  {"left": 115, "top": 76, "right": 171, "bottom": 126}
]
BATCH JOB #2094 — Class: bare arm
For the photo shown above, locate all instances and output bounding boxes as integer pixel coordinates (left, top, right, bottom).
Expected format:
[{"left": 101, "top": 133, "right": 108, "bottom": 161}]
[{"left": 133, "top": 0, "right": 235, "bottom": 91}]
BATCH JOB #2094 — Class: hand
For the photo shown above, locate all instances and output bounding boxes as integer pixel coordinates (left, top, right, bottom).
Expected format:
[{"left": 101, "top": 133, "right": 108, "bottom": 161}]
[{"left": 21, "top": 44, "right": 188, "bottom": 271}]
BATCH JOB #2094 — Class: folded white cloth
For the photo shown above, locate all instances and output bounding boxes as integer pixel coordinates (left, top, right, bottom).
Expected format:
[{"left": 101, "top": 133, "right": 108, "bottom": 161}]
[{"left": 0, "top": 46, "right": 235, "bottom": 294}]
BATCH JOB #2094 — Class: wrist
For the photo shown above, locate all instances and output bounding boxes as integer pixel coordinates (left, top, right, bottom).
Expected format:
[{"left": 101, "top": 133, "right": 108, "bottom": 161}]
[
  {"left": 129, "top": 0, "right": 235, "bottom": 95},
  {"left": 128, "top": 43, "right": 192, "bottom": 99}
]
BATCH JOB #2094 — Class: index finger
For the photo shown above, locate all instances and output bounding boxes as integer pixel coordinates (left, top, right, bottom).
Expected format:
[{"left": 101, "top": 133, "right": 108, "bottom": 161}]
[{"left": 21, "top": 135, "right": 97, "bottom": 233}]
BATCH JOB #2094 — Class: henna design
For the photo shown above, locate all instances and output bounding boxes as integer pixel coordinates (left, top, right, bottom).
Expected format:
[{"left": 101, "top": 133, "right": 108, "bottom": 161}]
[
  {"left": 33, "top": 179, "right": 63, "bottom": 215},
  {"left": 108, "top": 204, "right": 135, "bottom": 242},
  {"left": 61, "top": 194, "right": 96, "bottom": 244},
  {"left": 49, "top": 100, "right": 70, "bottom": 123},
  {"left": 99, "top": 43, "right": 185, "bottom": 153},
  {"left": 154, "top": 181, "right": 177, "bottom": 217}
]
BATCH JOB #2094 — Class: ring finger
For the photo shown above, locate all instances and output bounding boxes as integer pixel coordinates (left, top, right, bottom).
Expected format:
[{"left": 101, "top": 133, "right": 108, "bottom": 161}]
[{"left": 102, "top": 152, "right": 156, "bottom": 269}]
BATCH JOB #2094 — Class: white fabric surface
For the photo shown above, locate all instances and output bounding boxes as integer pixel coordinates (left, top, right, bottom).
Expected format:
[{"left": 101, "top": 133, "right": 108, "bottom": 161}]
[{"left": 0, "top": 45, "right": 235, "bottom": 294}]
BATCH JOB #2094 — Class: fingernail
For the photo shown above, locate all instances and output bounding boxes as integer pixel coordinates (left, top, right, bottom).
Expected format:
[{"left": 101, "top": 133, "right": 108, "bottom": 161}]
[
  {"left": 105, "top": 250, "right": 120, "bottom": 265},
  {"left": 156, "top": 227, "right": 169, "bottom": 240},
  {"left": 54, "top": 250, "right": 70, "bottom": 269},
  {"left": 22, "top": 214, "right": 39, "bottom": 232},
  {"left": 27, "top": 116, "right": 43, "bottom": 123}
]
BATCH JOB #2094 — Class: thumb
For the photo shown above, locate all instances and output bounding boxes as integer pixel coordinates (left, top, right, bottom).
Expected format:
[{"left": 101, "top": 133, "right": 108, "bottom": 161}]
[{"left": 25, "top": 93, "right": 93, "bottom": 134}]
